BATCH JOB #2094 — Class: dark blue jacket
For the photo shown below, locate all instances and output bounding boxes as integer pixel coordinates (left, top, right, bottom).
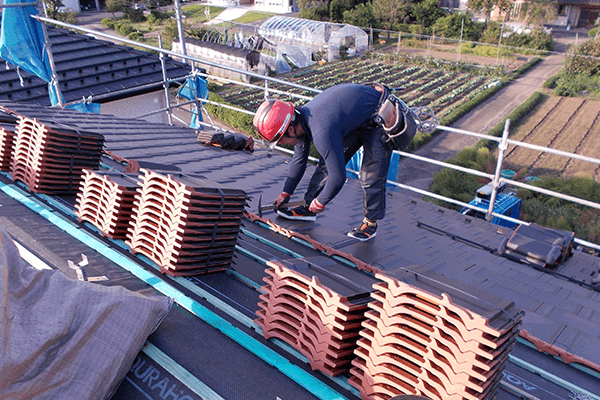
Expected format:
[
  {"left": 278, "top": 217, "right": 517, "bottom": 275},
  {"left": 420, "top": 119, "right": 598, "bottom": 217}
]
[{"left": 282, "top": 84, "right": 381, "bottom": 205}]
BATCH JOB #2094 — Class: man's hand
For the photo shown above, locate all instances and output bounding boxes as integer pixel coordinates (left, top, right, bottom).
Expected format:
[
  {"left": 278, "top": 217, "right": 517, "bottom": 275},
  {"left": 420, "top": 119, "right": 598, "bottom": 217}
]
[
  {"left": 273, "top": 192, "right": 291, "bottom": 209},
  {"left": 309, "top": 198, "right": 325, "bottom": 214}
]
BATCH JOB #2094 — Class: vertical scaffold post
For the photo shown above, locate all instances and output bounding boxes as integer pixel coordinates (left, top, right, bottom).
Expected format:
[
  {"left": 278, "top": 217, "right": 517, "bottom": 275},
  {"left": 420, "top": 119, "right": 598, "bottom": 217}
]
[{"left": 487, "top": 119, "right": 511, "bottom": 222}]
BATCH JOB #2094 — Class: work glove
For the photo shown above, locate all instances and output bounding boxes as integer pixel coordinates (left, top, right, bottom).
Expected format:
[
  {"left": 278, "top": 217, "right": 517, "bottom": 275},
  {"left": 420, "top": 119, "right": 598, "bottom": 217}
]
[
  {"left": 308, "top": 198, "right": 325, "bottom": 214},
  {"left": 273, "top": 192, "right": 291, "bottom": 209}
]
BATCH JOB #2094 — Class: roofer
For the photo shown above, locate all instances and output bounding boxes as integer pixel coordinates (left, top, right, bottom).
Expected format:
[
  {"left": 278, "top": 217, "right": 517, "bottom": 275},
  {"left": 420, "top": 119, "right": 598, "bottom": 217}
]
[{"left": 253, "top": 83, "right": 417, "bottom": 242}]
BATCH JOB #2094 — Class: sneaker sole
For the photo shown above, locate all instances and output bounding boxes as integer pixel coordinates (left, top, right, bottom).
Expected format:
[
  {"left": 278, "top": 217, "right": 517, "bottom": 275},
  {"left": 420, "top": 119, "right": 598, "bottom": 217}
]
[
  {"left": 276, "top": 210, "right": 316, "bottom": 221},
  {"left": 347, "top": 230, "right": 377, "bottom": 242}
]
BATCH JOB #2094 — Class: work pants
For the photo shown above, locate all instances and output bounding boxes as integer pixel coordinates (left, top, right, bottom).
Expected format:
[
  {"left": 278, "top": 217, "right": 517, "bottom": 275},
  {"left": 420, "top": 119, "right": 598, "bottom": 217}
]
[{"left": 304, "top": 126, "right": 392, "bottom": 221}]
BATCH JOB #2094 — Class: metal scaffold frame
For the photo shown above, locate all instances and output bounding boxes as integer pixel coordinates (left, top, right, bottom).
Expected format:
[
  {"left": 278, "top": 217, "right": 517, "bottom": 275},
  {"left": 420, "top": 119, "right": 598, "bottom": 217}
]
[{"left": 24, "top": 15, "right": 600, "bottom": 252}]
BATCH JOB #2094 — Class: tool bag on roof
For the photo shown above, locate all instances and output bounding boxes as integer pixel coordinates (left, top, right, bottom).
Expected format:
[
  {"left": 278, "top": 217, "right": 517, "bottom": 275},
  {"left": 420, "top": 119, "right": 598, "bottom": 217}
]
[{"left": 366, "top": 82, "right": 418, "bottom": 151}]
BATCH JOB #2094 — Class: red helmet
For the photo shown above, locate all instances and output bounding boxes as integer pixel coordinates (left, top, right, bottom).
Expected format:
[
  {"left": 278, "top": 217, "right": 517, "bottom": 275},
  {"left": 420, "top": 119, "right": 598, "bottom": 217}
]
[{"left": 253, "top": 99, "right": 294, "bottom": 144}]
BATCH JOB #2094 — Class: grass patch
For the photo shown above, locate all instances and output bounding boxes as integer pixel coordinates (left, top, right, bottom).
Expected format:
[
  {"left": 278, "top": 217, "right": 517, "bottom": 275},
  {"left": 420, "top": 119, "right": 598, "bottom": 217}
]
[{"left": 234, "top": 11, "right": 274, "bottom": 24}]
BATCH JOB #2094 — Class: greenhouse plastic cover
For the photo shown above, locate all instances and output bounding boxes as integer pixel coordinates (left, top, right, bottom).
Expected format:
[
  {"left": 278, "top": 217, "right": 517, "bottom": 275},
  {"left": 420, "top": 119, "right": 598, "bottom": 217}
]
[
  {"left": 277, "top": 44, "right": 315, "bottom": 69},
  {"left": 0, "top": 226, "right": 173, "bottom": 399},
  {"left": 0, "top": 0, "right": 62, "bottom": 105},
  {"left": 258, "top": 16, "right": 368, "bottom": 55}
]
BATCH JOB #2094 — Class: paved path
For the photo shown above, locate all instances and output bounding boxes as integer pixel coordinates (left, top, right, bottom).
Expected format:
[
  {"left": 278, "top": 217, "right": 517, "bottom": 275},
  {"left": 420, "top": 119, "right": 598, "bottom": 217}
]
[{"left": 396, "top": 52, "right": 567, "bottom": 194}]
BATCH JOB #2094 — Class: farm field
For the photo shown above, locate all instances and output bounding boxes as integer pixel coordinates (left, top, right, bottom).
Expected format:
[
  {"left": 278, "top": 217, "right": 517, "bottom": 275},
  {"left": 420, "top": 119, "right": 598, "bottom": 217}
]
[
  {"left": 217, "top": 58, "right": 496, "bottom": 121},
  {"left": 503, "top": 95, "right": 600, "bottom": 182}
]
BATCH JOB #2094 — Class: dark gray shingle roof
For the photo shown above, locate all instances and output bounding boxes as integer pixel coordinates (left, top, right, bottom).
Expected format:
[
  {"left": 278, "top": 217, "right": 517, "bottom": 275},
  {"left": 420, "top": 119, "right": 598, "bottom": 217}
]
[{"left": 0, "top": 27, "right": 192, "bottom": 105}]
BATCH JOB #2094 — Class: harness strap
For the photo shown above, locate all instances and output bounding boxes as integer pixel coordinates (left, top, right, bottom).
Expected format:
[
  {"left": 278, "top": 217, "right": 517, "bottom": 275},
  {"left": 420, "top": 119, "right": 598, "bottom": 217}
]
[{"left": 364, "top": 82, "right": 391, "bottom": 126}]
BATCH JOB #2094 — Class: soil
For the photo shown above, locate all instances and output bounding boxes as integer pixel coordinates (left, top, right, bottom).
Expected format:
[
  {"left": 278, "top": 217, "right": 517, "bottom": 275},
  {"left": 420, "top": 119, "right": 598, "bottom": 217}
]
[
  {"left": 379, "top": 45, "right": 529, "bottom": 72},
  {"left": 497, "top": 95, "right": 600, "bottom": 182}
]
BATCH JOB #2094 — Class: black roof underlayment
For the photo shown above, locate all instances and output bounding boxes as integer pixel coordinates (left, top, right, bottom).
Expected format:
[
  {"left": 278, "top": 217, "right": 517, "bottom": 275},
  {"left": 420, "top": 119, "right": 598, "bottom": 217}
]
[{"left": 0, "top": 101, "right": 599, "bottom": 400}]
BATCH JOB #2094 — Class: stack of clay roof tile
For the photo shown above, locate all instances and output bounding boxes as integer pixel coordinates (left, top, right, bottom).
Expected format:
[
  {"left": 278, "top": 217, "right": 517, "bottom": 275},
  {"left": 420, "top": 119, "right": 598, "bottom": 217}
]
[
  {"left": 9, "top": 116, "right": 104, "bottom": 194},
  {"left": 0, "top": 111, "right": 19, "bottom": 172},
  {"left": 197, "top": 129, "right": 254, "bottom": 152},
  {"left": 349, "top": 267, "right": 524, "bottom": 400},
  {"left": 126, "top": 169, "right": 247, "bottom": 276},
  {"left": 498, "top": 223, "right": 575, "bottom": 268},
  {"left": 0, "top": 124, "right": 15, "bottom": 172},
  {"left": 256, "top": 256, "right": 380, "bottom": 377},
  {"left": 75, "top": 170, "right": 140, "bottom": 240}
]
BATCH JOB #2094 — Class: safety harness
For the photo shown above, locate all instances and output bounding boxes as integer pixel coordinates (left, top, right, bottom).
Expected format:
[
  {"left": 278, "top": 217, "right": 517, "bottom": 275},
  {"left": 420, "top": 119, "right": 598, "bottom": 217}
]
[{"left": 366, "top": 82, "right": 419, "bottom": 151}]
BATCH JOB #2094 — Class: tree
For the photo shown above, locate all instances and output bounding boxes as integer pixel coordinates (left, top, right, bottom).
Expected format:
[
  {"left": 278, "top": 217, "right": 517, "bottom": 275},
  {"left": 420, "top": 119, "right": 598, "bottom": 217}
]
[
  {"left": 105, "top": 0, "right": 131, "bottom": 16},
  {"left": 467, "top": 0, "right": 513, "bottom": 26},
  {"left": 521, "top": 0, "right": 558, "bottom": 27},
  {"left": 411, "top": 0, "right": 445, "bottom": 29},
  {"left": 44, "top": 0, "right": 78, "bottom": 22},
  {"left": 372, "top": 0, "right": 409, "bottom": 34},
  {"left": 343, "top": 3, "right": 377, "bottom": 28},
  {"left": 432, "top": 12, "right": 481, "bottom": 40},
  {"left": 330, "top": 0, "right": 358, "bottom": 23},
  {"left": 44, "top": 0, "right": 64, "bottom": 16},
  {"left": 298, "top": 0, "right": 329, "bottom": 21}
]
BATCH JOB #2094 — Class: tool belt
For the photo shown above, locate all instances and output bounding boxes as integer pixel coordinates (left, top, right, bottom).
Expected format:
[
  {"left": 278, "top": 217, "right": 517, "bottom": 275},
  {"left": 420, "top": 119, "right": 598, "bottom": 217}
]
[{"left": 366, "top": 82, "right": 418, "bottom": 151}]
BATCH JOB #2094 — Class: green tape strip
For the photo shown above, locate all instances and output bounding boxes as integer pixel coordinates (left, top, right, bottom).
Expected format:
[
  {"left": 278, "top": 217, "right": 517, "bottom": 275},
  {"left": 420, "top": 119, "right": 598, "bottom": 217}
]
[
  {"left": 142, "top": 342, "right": 225, "bottom": 400},
  {"left": 509, "top": 355, "right": 600, "bottom": 400},
  {"left": 516, "top": 336, "right": 600, "bottom": 380}
]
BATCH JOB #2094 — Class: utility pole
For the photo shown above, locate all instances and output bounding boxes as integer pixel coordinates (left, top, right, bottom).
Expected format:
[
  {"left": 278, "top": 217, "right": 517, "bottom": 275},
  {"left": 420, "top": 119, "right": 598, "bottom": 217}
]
[
  {"left": 458, "top": 18, "right": 464, "bottom": 62},
  {"left": 496, "top": 17, "right": 505, "bottom": 65}
]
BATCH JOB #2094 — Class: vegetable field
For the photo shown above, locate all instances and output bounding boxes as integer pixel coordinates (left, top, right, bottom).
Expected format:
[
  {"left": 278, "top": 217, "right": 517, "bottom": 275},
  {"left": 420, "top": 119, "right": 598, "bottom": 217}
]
[
  {"left": 217, "top": 59, "right": 496, "bottom": 121},
  {"left": 504, "top": 95, "right": 600, "bottom": 182}
]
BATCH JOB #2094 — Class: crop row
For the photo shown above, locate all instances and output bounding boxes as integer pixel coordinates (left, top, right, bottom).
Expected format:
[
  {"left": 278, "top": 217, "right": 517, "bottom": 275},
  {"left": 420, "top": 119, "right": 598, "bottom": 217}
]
[{"left": 217, "top": 59, "right": 494, "bottom": 118}]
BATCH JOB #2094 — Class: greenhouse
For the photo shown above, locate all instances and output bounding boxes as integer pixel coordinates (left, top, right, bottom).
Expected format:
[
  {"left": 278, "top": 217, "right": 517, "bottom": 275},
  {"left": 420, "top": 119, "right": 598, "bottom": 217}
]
[{"left": 258, "top": 16, "right": 369, "bottom": 64}]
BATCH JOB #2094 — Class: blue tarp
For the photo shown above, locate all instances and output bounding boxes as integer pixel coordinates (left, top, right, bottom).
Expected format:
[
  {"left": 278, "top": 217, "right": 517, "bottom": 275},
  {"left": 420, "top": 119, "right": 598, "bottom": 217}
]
[
  {"left": 177, "top": 76, "right": 209, "bottom": 130},
  {"left": 0, "top": 0, "right": 62, "bottom": 105},
  {"left": 346, "top": 150, "right": 399, "bottom": 191},
  {"left": 65, "top": 101, "right": 101, "bottom": 114}
]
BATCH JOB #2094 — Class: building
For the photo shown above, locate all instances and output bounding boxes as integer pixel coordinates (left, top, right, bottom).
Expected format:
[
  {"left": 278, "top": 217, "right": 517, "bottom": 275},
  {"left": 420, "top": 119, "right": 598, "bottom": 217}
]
[{"left": 0, "top": 26, "right": 192, "bottom": 124}]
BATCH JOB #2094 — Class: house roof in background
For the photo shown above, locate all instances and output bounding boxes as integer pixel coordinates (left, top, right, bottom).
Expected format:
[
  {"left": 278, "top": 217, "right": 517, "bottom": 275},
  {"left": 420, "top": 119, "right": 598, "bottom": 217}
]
[
  {"left": 0, "top": 27, "right": 192, "bottom": 105},
  {"left": 0, "top": 101, "right": 599, "bottom": 399}
]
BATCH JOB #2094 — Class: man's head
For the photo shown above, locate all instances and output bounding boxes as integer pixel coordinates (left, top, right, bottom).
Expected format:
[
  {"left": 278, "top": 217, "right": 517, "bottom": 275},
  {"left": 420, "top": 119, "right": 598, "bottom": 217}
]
[{"left": 253, "top": 99, "right": 298, "bottom": 147}]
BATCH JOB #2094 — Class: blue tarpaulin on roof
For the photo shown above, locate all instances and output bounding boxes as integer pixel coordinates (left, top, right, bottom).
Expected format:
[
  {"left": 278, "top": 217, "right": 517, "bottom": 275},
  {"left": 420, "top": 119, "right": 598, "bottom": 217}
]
[
  {"left": 0, "top": 0, "right": 62, "bottom": 105},
  {"left": 177, "top": 76, "right": 209, "bottom": 130},
  {"left": 65, "top": 101, "right": 101, "bottom": 114}
]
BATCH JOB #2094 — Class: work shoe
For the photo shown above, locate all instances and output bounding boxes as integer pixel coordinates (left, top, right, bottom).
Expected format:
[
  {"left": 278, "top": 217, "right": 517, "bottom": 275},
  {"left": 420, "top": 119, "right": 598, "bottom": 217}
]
[
  {"left": 347, "top": 219, "right": 377, "bottom": 241},
  {"left": 277, "top": 205, "right": 317, "bottom": 221}
]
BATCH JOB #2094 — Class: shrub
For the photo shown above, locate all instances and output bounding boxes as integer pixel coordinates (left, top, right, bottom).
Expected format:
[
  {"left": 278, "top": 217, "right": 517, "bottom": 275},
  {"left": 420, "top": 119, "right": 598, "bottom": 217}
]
[
  {"left": 204, "top": 92, "right": 255, "bottom": 136},
  {"left": 101, "top": 17, "right": 116, "bottom": 29},
  {"left": 128, "top": 32, "right": 143, "bottom": 41},
  {"left": 123, "top": 8, "right": 146, "bottom": 23},
  {"left": 119, "top": 24, "right": 134, "bottom": 36},
  {"left": 564, "top": 39, "right": 600, "bottom": 76},
  {"left": 430, "top": 167, "right": 482, "bottom": 210},
  {"left": 542, "top": 72, "right": 561, "bottom": 89},
  {"left": 146, "top": 13, "right": 159, "bottom": 25},
  {"left": 553, "top": 73, "right": 600, "bottom": 96},
  {"left": 518, "top": 176, "right": 600, "bottom": 243}
]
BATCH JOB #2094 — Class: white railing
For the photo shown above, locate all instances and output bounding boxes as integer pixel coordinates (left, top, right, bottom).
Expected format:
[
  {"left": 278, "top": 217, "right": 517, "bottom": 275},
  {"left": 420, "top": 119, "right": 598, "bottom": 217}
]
[{"left": 33, "top": 16, "right": 600, "bottom": 252}]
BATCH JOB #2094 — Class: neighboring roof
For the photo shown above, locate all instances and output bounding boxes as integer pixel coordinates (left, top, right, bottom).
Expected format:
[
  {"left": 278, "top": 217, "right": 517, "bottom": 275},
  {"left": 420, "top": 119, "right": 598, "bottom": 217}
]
[
  {"left": 0, "top": 101, "right": 599, "bottom": 399},
  {"left": 0, "top": 27, "right": 192, "bottom": 106}
]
